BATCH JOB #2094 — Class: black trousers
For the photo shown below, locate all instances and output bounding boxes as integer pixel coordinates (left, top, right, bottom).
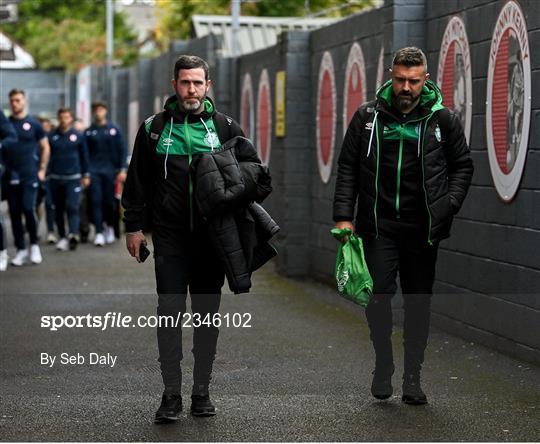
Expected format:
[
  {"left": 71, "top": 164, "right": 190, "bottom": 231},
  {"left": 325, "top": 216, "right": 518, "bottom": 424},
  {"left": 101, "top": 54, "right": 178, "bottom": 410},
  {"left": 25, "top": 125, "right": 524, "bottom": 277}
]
[
  {"left": 362, "top": 218, "right": 438, "bottom": 375},
  {"left": 154, "top": 239, "right": 225, "bottom": 394},
  {"left": 7, "top": 179, "right": 39, "bottom": 249}
]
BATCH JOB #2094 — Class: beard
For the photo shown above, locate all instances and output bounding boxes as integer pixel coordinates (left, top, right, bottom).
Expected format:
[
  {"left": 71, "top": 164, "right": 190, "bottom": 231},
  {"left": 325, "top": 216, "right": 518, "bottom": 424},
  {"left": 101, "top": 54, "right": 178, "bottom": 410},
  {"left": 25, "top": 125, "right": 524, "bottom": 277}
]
[
  {"left": 394, "top": 92, "right": 419, "bottom": 112},
  {"left": 182, "top": 98, "right": 201, "bottom": 111},
  {"left": 179, "top": 93, "right": 205, "bottom": 112}
]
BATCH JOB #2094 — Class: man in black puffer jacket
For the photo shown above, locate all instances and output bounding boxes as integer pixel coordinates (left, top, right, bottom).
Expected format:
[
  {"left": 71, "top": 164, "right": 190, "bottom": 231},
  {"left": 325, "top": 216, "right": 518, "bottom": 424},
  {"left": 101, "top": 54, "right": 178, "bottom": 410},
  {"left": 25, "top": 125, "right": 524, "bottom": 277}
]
[{"left": 333, "top": 47, "right": 473, "bottom": 405}]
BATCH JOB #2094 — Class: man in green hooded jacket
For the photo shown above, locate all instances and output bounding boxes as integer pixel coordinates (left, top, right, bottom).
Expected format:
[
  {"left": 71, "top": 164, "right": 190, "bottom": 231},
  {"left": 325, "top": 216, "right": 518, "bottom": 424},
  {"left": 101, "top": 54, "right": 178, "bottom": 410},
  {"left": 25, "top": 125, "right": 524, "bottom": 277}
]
[
  {"left": 122, "top": 55, "right": 244, "bottom": 422},
  {"left": 333, "top": 47, "right": 473, "bottom": 405}
]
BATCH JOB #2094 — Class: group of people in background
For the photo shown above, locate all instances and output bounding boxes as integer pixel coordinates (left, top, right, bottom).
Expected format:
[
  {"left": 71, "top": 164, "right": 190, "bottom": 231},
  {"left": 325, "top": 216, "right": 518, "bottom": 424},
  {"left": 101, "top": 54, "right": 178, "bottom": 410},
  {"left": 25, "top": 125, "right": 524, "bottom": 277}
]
[{"left": 0, "top": 89, "right": 127, "bottom": 271}]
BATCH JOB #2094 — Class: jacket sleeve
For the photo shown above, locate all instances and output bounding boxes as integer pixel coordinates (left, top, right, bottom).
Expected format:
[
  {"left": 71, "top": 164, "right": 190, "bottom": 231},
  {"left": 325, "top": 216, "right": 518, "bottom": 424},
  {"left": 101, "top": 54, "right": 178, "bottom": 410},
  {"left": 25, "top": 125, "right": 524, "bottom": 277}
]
[
  {"left": 443, "top": 112, "right": 474, "bottom": 214},
  {"left": 114, "top": 126, "right": 128, "bottom": 172},
  {"left": 235, "top": 137, "right": 271, "bottom": 203},
  {"left": 79, "top": 133, "right": 90, "bottom": 177},
  {"left": 121, "top": 122, "right": 152, "bottom": 232},
  {"left": 230, "top": 119, "right": 245, "bottom": 139},
  {"left": 0, "top": 111, "right": 17, "bottom": 149},
  {"left": 333, "top": 109, "right": 364, "bottom": 222}
]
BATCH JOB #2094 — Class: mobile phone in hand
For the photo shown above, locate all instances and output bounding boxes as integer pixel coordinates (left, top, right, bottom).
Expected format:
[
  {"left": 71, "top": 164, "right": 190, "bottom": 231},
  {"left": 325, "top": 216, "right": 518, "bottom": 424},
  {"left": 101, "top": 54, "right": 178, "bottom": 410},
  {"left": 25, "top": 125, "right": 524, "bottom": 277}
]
[{"left": 139, "top": 244, "right": 151, "bottom": 263}]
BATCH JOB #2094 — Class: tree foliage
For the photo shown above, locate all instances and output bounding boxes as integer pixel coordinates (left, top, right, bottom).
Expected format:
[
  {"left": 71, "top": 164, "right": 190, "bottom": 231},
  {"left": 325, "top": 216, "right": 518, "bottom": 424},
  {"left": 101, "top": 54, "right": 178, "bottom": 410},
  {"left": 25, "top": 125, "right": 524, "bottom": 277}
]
[
  {"left": 154, "top": 0, "right": 374, "bottom": 51},
  {"left": 4, "top": 0, "right": 138, "bottom": 72},
  {"left": 242, "top": 0, "right": 373, "bottom": 17},
  {"left": 154, "top": 0, "right": 229, "bottom": 51}
]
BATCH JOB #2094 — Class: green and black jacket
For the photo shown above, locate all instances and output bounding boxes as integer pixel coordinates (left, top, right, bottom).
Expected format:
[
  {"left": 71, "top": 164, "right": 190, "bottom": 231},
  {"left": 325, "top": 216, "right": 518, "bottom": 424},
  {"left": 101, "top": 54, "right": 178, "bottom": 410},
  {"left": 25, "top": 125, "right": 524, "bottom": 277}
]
[
  {"left": 333, "top": 79, "right": 474, "bottom": 244},
  {"left": 122, "top": 95, "right": 244, "bottom": 254}
]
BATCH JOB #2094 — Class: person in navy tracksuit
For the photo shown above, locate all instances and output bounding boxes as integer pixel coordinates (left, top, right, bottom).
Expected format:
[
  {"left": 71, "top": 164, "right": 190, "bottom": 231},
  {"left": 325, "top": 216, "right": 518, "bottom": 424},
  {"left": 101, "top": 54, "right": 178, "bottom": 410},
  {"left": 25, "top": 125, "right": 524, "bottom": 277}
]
[
  {"left": 5, "top": 89, "right": 50, "bottom": 266},
  {"left": 85, "top": 102, "right": 127, "bottom": 246},
  {"left": 0, "top": 110, "right": 18, "bottom": 271},
  {"left": 48, "top": 107, "right": 90, "bottom": 251},
  {"left": 37, "top": 116, "right": 57, "bottom": 244}
]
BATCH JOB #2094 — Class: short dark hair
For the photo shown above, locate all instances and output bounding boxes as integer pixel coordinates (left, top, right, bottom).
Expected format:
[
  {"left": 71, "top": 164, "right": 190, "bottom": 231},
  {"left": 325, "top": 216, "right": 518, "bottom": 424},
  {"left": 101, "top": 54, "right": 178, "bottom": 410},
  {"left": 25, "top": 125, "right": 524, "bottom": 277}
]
[
  {"left": 9, "top": 88, "right": 25, "bottom": 98},
  {"left": 173, "top": 55, "right": 209, "bottom": 81},
  {"left": 91, "top": 101, "right": 108, "bottom": 110},
  {"left": 392, "top": 47, "right": 428, "bottom": 71},
  {"left": 57, "top": 107, "right": 73, "bottom": 117}
]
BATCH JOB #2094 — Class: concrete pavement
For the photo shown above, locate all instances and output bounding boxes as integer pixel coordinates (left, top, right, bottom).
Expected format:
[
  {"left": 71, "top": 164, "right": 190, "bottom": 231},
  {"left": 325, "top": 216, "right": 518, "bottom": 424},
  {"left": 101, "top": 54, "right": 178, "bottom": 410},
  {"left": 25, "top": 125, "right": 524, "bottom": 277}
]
[{"left": 1, "top": 237, "right": 539, "bottom": 442}]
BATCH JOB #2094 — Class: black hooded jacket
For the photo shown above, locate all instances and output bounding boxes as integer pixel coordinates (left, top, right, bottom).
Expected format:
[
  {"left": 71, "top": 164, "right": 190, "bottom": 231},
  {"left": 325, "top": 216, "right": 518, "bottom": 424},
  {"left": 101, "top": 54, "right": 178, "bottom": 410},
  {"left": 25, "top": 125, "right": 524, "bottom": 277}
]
[
  {"left": 122, "top": 95, "right": 244, "bottom": 255},
  {"left": 333, "top": 79, "right": 474, "bottom": 244}
]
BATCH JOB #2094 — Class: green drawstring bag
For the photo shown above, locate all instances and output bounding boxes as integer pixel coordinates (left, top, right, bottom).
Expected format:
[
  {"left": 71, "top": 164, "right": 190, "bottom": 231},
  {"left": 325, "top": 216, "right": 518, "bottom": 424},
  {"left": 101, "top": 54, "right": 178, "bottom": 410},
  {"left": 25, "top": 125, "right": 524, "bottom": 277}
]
[{"left": 331, "top": 228, "right": 373, "bottom": 307}]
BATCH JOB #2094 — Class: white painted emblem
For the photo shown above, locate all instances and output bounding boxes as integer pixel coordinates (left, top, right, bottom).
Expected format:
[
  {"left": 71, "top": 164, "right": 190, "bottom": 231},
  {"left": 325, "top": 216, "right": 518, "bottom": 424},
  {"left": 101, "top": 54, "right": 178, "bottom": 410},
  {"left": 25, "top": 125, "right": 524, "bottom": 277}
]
[
  {"left": 69, "top": 134, "right": 77, "bottom": 142},
  {"left": 110, "top": 128, "right": 117, "bottom": 136},
  {"left": 23, "top": 122, "right": 31, "bottom": 131}
]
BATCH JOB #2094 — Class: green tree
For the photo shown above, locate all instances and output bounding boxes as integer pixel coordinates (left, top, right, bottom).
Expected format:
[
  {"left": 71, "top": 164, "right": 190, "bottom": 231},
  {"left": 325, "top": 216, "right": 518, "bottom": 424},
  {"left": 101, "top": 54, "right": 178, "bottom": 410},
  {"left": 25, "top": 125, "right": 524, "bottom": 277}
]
[
  {"left": 242, "top": 0, "right": 373, "bottom": 17},
  {"left": 154, "top": 0, "right": 230, "bottom": 51},
  {"left": 154, "top": 0, "right": 374, "bottom": 51},
  {"left": 4, "top": 0, "right": 138, "bottom": 72}
]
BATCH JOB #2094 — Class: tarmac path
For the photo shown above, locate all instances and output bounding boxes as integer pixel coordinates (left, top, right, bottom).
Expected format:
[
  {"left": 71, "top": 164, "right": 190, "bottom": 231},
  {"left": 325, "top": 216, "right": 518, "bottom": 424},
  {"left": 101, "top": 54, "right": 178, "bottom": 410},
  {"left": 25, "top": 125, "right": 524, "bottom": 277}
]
[{"left": 1, "top": 237, "right": 539, "bottom": 442}]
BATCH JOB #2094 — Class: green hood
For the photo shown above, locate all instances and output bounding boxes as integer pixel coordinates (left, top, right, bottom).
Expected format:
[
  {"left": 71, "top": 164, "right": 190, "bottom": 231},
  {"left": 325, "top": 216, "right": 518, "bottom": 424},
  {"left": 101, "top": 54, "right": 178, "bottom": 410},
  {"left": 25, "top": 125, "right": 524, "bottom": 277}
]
[{"left": 376, "top": 78, "right": 444, "bottom": 113}]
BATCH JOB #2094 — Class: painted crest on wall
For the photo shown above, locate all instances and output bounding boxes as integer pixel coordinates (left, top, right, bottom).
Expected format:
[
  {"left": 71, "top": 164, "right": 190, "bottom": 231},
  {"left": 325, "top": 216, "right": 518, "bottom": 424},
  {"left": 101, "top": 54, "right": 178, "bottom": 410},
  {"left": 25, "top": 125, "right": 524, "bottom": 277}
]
[
  {"left": 437, "top": 16, "right": 472, "bottom": 144},
  {"left": 316, "top": 51, "right": 336, "bottom": 184},
  {"left": 486, "top": 0, "right": 531, "bottom": 202},
  {"left": 240, "top": 73, "right": 254, "bottom": 141},
  {"left": 343, "top": 43, "right": 367, "bottom": 138},
  {"left": 375, "top": 46, "right": 384, "bottom": 92},
  {"left": 257, "top": 69, "right": 272, "bottom": 166}
]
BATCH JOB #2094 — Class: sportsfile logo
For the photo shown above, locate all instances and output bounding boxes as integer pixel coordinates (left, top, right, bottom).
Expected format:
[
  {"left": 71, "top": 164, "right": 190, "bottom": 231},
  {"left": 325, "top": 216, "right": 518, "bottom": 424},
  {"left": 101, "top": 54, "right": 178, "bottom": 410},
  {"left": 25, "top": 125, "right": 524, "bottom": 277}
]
[{"left": 41, "top": 312, "right": 252, "bottom": 331}]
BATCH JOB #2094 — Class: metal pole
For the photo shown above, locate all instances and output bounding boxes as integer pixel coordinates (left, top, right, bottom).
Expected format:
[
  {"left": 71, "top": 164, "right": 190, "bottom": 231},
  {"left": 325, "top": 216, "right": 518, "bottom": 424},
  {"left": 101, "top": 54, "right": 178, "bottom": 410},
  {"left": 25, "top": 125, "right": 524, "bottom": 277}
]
[
  {"left": 106, "top": 0, "right": 114, "bottom": 112},
  {"left": 231, "top": 0, "right": 240, "bottom": 57}
]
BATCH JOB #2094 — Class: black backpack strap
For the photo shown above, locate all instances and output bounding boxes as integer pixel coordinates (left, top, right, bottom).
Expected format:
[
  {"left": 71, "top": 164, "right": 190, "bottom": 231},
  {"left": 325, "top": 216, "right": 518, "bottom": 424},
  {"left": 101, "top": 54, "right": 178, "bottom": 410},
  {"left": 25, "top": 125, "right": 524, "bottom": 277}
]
[
  {"left": 213, "top": 112, "right": 237, "bottom": 142},
  {"left": 147, "top": 111, "right": 168, "bottom": 151}
]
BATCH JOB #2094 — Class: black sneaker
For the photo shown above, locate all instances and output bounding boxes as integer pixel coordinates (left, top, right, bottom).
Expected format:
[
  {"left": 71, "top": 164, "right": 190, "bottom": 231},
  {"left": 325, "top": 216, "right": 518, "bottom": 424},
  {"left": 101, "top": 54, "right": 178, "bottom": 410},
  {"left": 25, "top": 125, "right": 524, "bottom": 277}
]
[
  {"left": 190, "top": 385, "right": 216, "bottom": 417},
  {"left": 68, "top": 235, "right": 79, "bottom": 251},
  {"left": 402, "top": 374, "right": 428, "bottom": 405},
  {"left": 154, "top": 393, "right": 182, "bottom": 423},
  {"left": 371, "top": 364, "right": 394, "bottom": 400},
  {"left": 190, "top": 394, "right": 216, "bottom": 417}
]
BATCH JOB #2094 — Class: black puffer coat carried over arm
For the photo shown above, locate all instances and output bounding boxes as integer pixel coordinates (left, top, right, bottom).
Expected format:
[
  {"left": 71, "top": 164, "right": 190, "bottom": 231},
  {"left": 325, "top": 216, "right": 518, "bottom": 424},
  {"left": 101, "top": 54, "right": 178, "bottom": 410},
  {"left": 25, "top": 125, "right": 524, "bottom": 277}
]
[{"left": 193, "top": 136, "right": 278, "bottom": 294}]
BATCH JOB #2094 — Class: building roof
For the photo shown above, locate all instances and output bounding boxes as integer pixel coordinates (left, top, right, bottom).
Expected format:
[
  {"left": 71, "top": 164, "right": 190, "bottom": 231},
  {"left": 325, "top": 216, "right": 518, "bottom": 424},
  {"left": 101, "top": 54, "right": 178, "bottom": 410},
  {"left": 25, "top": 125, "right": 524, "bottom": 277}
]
[
  {"left": 0, "top": 31, "right": 35, "bottom": 69},
  {"left": 191, "top": 14, "right": 339, "bottom": 57}
]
